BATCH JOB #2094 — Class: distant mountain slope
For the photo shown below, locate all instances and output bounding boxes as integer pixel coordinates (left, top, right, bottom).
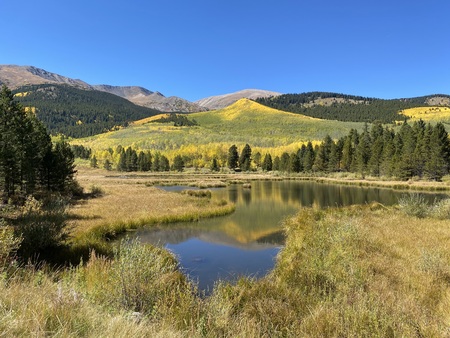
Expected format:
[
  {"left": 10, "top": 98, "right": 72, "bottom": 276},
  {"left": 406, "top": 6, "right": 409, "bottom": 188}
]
[
  {"left": 13, "top": 84, "right": 161, "bottom": 138},
  {"left": 195, "top": 89, "right": 281, "bottom": 110},
  {"left": 256, "top": 92, "right": 450, "bottom": 123},
  {"left": 0, "top": 65, "right": 91, "bottom": 89},
  {"left": 93, "top": 85, "right": 207, "bottom": 112},
  {"left": 0, "top": 65, "right": 205, "bottom": 113}
]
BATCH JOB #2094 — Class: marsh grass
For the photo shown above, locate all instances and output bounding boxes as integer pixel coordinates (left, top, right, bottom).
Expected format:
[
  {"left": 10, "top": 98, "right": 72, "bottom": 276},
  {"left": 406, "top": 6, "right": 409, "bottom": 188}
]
[
  {"left": 67, "top": 168, "right": 235, "bottom": 258},
  {"left": 181, "top": 189, "right": 212, "bottom": 198},
  {"left": 1, "top": 203, "right": 449, "bottom": 336},
  {"left": 202, "top": 205, "right": 450, "bottom": 337},
  {"left": 0, "top": 265, "right": 186, "bottom": 337},
  {"left": 3, "top": 166, "right": 450, "bottom": 336}
]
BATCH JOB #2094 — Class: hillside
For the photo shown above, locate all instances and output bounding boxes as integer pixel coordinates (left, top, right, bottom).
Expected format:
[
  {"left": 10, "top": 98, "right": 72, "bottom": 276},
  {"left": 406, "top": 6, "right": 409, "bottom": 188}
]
[
  {"left": 196, "top": 89, "right": 281, "bottom": 110},
  {"left": 74, "top": 99, "right": 364, "bottom": 159},
  {"left": 256, "top": 92, "right": 450, "bottom": 123},
  {"left": 400, "top": 106, "right": 450, "bottom": 123},
  {"left": 12, "top": 84, "right": 161, "bottom": 137}
]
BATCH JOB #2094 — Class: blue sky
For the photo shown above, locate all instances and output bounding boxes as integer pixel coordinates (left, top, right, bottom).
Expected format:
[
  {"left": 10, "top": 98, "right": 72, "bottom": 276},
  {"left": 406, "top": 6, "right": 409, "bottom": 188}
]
[{"left": 1, "top": 0, "right": 449, "bottom": 101}]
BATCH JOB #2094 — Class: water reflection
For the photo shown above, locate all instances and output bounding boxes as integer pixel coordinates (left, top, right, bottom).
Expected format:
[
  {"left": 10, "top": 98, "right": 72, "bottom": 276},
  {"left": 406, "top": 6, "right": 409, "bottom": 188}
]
[{"left": 131, "top": 181, "right": 447, "bottom": 291}]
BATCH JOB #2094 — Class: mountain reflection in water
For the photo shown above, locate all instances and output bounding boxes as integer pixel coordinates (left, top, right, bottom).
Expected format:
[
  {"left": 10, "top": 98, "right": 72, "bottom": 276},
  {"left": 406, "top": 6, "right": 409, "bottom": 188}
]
[{"left": 130, "top": 181, "right": 446, "bottom": 292}]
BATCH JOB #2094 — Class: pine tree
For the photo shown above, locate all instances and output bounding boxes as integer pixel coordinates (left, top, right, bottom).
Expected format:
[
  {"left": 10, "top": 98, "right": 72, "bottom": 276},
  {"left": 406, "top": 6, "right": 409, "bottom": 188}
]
[
  {"left": 425, "top": 123, "right": 450, "bottom": 180},
  {"left": 262, "top": 153, "right": 273, "bottom": 171},
  {"left": 159, "top": 155, "right": 170, "bottom": 171},
  {"left": 303, "top": 141, "right": 315, "bottom": 172},
  {"left": 90, "top": 155, "right": 98, "bottom": 168},
  {"left": 355, "top": 127, "right": 371, "bottom": 178},
  {"left": 253, "top": 152, "right": 262, "bottom": 169},
  {"left": 273, "top": 156, "right": 281, "bottom": 171},
  {"left": 280, "top": 153, "right": 290, "bottom": 172},
  {"left": 290, "top": 153, "right": 301, "bottom": 173},
  {"left": 397, "top": 122, "right": 416, "bottom": 180},
  {"left": 104, "top": 159, "right": 112, "bottom": 171},
  {"left": 117, "top": 149, "right": 127, "bottom": 171},
  {"left": 239, "top": 144, "right": 252, "bottom": 171},
  {"left": 152, "top": 153, "right": 161, "bottom": 172},
  {"left": 173, "top": 155, "right": 184, "bottom": 172},
  {"left": 342, "top": 129, "right": 359, "bottom": 172},
  {"left": 210, "top": 158, "right": 220, "bottom": 172},
  {"left": 227, "top": 145, "right": 239, "bottom": 170}
]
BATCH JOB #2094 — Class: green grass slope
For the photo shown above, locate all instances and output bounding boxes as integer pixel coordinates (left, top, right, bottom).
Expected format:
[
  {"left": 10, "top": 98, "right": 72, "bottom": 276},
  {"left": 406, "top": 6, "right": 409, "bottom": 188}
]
[{"left": 74, "top": 99, "right": 365, "bottom": 155}]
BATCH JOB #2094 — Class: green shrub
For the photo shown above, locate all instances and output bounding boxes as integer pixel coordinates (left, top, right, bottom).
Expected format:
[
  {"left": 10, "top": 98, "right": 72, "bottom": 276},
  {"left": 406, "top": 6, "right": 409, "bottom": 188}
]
[
  {"left": 14, "top": 196, "right": 70, "bottom": 259},
  {"left": 181, "top": 189, "right": 212, "bottom": 198},
  {"left": 398, "top": 193, "right": 430, "bottom": 218},
  {"left": 428, "top": 198, "right": 450, "bottom": 219},
  {"left": 0, "top": 221, "right": 22, "bottom": 269},
  {"left": 89, "top": 185, "right": 105, "bottom": 197},
  {"left": 78, "top": 238, "right": 198, "bottom": 320}
]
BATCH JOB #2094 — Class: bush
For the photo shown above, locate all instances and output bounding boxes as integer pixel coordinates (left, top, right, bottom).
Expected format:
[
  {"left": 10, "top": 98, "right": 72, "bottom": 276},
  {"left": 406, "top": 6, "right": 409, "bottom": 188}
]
[
  {"left": 78, "top": 238, "right": 198, "bottom": 319},
  {"left": 14, "top": 196, "right": 70, "bottom": 259},
  {"left": 181, "top": 189, "right": 212, "bottom": 198},
  {"left": 428, "top": 198, "right": 450, "bottom": 219},
  {"left": 398, "top": 193, "right": 430, "bottom": 218},
  {"left": 89, "top": 185, "right": 105, "bottom": 198},
  {"left": 0, "top": 221, "right": 22, "bottom": 269}
]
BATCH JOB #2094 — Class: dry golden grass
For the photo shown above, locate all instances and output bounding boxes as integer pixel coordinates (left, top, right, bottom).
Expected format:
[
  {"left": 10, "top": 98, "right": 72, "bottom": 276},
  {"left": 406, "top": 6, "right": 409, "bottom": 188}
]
[
  {"left": 0, "top": 268, "right": 186, "bottom": 337},
  {"left": 69, "top": 167, "right": 235, "bottom": 239}
]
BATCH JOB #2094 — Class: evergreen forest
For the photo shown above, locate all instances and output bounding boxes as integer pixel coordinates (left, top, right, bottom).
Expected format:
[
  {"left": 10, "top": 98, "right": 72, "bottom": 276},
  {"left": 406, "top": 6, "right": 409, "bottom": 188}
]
[
  {"left": 13, "top": 84, "right": 161, "bottom": 137},
  {"left": 0, "top": 85, "right": 77, "bottom": 202},
  {"left": 256, "top": 92, "right": 450, "bottom": 123}
]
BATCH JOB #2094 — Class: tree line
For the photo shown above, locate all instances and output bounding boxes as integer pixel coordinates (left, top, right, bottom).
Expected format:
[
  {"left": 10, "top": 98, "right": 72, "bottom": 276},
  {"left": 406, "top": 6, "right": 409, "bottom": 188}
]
[
  {"left": 253, "top": 121, "right": 450, "bottom": 181},
  {"left": 0, "top": 85, "right": 77, "bottom": 203},
  {"left": 78, "top": 119, "right": 450, "bottom": 181}
]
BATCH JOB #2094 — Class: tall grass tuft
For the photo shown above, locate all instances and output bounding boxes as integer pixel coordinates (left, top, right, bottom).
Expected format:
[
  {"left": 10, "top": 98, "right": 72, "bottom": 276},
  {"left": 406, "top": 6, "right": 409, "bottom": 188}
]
[
  {"left": 74, "top": 238, "right": 200, "bottom": 328},
  {"left": 398, "top": 193, "right": 430, "bottom": 218}
]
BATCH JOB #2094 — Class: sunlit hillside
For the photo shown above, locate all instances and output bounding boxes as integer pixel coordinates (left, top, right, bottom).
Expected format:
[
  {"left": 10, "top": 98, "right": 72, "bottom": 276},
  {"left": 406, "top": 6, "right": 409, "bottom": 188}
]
[
  {"left": 400, "top": 106, "right": 450, "bottom": 123},
  {"left": 132, "top": 113, "right": 171, "bottom": 125},
  {"left": 73, "top": 99, "right": 365, "bottom": 162}
]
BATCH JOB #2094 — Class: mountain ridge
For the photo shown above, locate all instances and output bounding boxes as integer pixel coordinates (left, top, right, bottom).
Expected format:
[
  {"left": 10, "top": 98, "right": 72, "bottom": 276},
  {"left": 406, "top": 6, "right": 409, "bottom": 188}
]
[{"left": 0, "top": 65, "right": 206, "bottom": 113}]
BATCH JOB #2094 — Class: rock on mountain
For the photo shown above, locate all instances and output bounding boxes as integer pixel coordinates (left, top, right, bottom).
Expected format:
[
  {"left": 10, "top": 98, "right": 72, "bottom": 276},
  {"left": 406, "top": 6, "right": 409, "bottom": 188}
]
[
  {"left": 93, "top": 85, "right": 207, "bottom": 113},
  {"left": 195, "top": 89, "right": 282, "bottom": 110},
  {"left": 0, "top": 65, "right": 91, "bottom": 89}
]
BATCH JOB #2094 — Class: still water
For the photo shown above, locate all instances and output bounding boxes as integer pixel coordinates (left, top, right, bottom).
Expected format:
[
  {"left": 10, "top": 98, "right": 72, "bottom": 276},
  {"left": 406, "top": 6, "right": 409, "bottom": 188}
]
[{"left": 130, "top": 181, "right": 445, "bottom": 292}]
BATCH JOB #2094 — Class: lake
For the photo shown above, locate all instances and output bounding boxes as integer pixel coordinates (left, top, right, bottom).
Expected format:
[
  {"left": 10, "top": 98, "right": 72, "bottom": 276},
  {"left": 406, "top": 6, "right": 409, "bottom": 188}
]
[{"left": 129, "top": 180, "right": 445, "bottom": 293}]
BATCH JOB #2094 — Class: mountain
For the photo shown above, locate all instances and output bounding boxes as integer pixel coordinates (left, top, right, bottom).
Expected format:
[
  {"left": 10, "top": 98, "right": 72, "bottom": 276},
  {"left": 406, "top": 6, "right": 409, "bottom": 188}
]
[
  {"left": 0, "top": 65, "right": 91, "bottom": 89},
  {"left": 195, "top": 89, "right": 282, "bottom": 110},
  {"left": 0, "top": 65, "right": 205, "bottom": 113},
  {"left": 93, "top": 85, "right": 207, "bottom": 112}
]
